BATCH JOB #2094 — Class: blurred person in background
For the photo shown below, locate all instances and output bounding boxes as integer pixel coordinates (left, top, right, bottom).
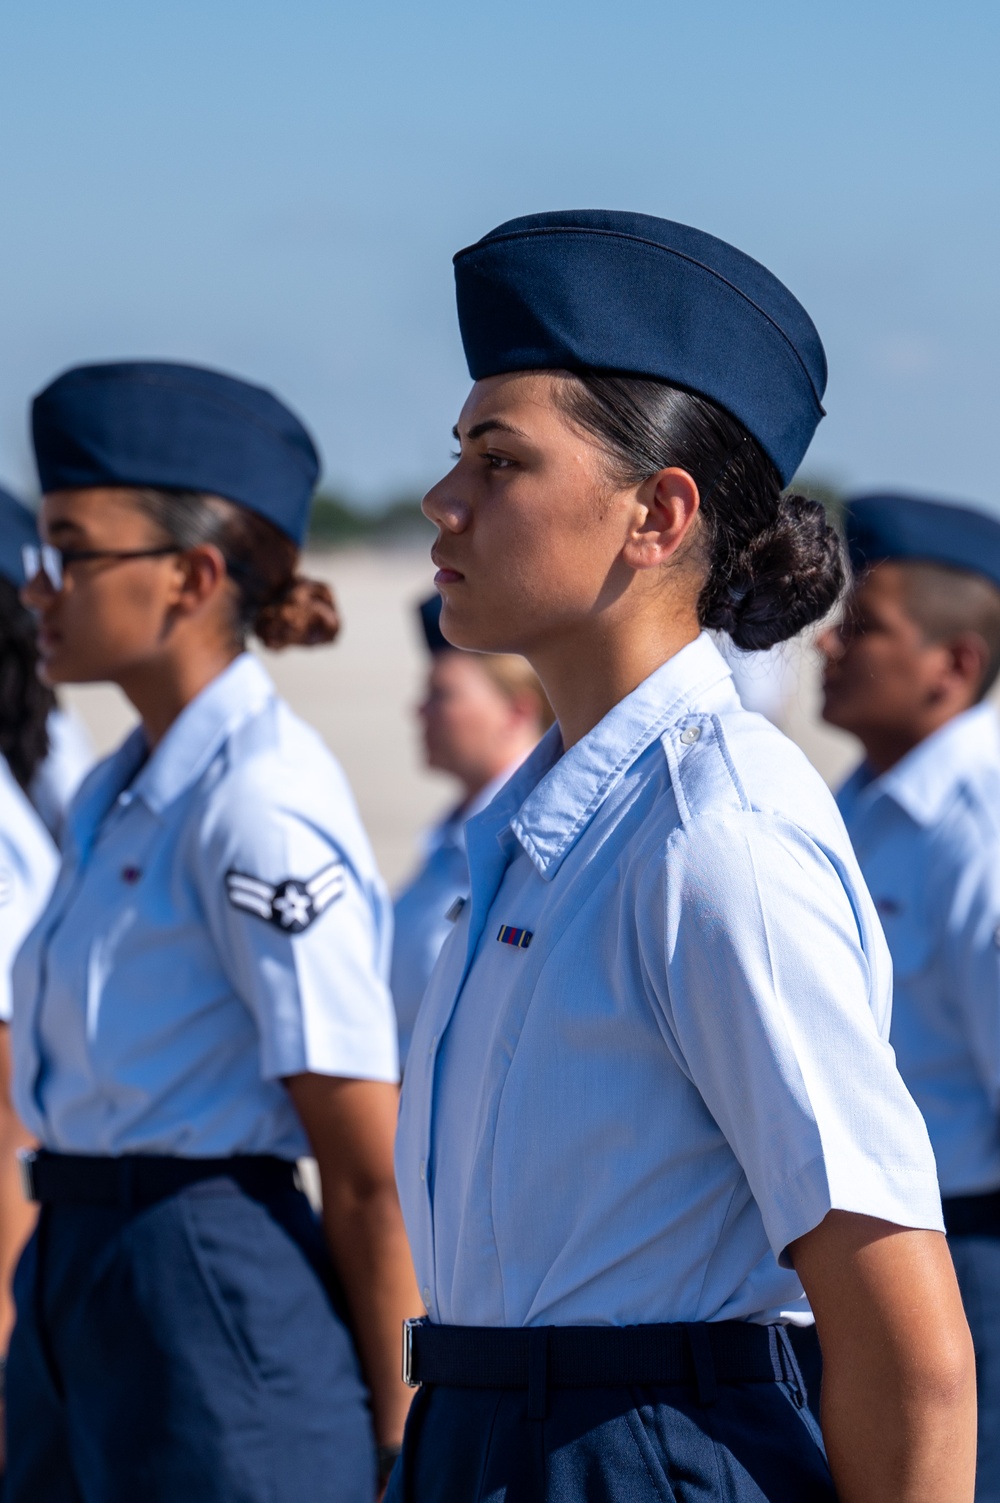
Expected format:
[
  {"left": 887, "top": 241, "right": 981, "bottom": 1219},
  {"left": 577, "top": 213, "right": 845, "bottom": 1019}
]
[
  {"left": 0, "top": 490, "right": 60, "bottom": 1465},
  {"left": 6, "top": 362, "right": 419, "bottom": 1503},
  {"left": 390, "top": 594, "right": 552, "bottom": 1066},
  {"left": 822, "top": 491, "right": 1000, "bottom": 1502},
  {"left": 0, "top": 489, "right": 92, "bottom": 845}
]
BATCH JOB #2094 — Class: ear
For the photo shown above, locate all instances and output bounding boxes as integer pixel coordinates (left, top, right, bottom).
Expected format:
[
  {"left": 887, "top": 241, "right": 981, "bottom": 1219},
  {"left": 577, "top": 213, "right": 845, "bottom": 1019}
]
[
  {"left": 166, "top": 544, "right": 230, "bottom": 617},
  {"left": 620, "top": 467, "right": 701, "bottom": 573},
  {"left": 943, "top": 631, "right": 992, "bottom": 707}
]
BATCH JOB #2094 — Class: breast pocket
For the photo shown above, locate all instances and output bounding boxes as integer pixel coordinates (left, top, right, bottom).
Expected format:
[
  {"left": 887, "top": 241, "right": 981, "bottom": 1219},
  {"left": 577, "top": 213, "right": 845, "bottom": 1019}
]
[{"left": 874, "top": 893, "right": 933, "bottom": 983}]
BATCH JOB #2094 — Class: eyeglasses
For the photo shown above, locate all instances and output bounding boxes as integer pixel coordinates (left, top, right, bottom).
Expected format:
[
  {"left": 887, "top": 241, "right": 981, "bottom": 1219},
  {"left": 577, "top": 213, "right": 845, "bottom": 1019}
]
[{"left": 22, "top": 544, "right": 179, "bottom": 592}]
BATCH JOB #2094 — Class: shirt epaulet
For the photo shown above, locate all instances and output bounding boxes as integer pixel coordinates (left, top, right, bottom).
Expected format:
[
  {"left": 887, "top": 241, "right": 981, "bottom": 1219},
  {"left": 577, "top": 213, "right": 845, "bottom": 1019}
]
[{"left": 660, "top": 713, "right": 752, "bottom": 828}]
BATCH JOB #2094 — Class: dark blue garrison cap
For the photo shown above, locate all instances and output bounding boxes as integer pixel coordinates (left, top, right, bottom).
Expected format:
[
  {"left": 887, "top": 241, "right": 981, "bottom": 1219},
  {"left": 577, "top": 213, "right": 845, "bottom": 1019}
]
[
  {"left": 418, "top": 593, "right": 450, "bottom": 654},
  {"left": 32, "top": 362, "right": 321, "bottom": 545},
  {"left": 0, "top": 486, "right": 38, "bottom": 587},
  {"left": 453, "top": 210, "right": 827, "bottom": 486},
  {"left": 845, "top": 493, "right": 1000, "bottom": 593}
]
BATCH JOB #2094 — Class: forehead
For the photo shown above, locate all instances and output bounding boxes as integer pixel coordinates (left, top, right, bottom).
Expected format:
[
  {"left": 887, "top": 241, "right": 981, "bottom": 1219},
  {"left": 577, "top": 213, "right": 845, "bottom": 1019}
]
[
  {"left": 430, "top": 650, "right": 489, "bottom": 690},
  {"left": 457, "top": 371, "right": 576, "bottom": 434},
  {"left": 847, "top": 559, "right": 912, "bottom": 613},
  {"left": 39, "top": 486, "right": 146, "bottom": 535}
]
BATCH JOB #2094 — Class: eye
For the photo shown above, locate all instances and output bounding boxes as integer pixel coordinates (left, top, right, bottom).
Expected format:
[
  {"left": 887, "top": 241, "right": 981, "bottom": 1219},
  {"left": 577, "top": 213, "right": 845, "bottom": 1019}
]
[
  {"left": 449, "top": 449, "right": 461, "bottom": 460},
  {"left": 484, "top": 453, "right": 514, "bottom": 469}
]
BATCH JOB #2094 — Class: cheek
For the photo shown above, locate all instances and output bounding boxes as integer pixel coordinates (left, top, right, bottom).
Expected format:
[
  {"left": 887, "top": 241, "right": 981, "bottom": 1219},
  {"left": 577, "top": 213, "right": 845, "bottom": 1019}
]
[{"left": 59, "top": 575, "right": 166, "bottom": 661}]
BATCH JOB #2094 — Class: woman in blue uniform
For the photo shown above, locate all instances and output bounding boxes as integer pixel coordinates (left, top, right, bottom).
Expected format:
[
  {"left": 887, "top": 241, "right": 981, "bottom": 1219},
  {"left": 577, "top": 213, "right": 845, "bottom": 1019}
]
[
  {"left": 0, "top": 490, "right": 59, "bottom": 1433},
  {"left": 7, "top": 362, "right": 420, "bottom": 1502},
  {"left": 391, "top": 213, "right": 976, "bottom": 1502}
]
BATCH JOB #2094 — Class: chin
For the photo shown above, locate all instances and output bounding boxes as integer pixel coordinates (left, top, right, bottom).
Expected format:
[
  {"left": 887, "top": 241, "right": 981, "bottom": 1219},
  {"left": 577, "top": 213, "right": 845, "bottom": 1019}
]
[{"left": 439, "top": 596, "right": 522, "bottom": 656}]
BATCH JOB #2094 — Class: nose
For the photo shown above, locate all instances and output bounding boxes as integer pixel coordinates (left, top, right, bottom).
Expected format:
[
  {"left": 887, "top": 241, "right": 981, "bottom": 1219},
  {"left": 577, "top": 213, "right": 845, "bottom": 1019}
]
[
  {"left": 21, "top": 567, "right": 57, "bottom": 610},
  {"left": 816, "top": 624, "right": 844, "bottom": 664},
  {"left": 422, "top": 477, "right": 470, "bottom": 534}
]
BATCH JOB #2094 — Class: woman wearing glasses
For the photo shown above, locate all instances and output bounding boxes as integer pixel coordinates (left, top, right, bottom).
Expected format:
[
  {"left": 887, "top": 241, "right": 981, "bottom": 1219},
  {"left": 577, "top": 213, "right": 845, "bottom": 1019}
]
[{"left": 6, "top": 362, "right": 419, "bottom": 1503}]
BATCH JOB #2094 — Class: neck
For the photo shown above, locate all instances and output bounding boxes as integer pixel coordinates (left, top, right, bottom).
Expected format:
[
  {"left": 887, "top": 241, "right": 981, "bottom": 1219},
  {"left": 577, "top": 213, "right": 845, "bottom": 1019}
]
[
  {"left": 862, "top": 704, "right": 973, "bottom": 776},
  {"left": 117, "top": 642, "right": 241, "bottom": 748},
  {"left": 528, "top": 611, "right": 701, "bottom": 751}
]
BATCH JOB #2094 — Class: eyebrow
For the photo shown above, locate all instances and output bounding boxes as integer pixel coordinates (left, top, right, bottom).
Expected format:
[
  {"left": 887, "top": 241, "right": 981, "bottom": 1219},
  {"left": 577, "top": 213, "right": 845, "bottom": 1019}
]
[
  {"left": 45, "top": 518, "right": 85, "bottom": 539},
  {"left": 452, "top": 418, "right": 531, "bottom": 443}
]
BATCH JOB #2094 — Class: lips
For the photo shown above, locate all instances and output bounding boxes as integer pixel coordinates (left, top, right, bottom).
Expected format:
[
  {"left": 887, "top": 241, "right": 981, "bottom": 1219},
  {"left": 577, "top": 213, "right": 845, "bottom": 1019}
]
[{"left": 431, "top": 547, "right": 465, "bottom": 585}]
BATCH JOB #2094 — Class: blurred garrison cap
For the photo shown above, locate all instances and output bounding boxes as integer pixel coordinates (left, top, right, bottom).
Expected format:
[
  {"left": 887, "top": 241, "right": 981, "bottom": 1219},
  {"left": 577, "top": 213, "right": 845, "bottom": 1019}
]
[
  {"left": 31, "top": 361, "right": 320, "bottom": 545},
  {"left": 453, "top": 209, "right": 826, "bottom": 486},
  {"left": 845, "top": 493, "right": 1000, "bottom": 593},
  {"left": 418, "top": 593, "right": 450, "bottom": 654},
  {"left": 0, "top": 486, "right": 38, "bottom": 587}
]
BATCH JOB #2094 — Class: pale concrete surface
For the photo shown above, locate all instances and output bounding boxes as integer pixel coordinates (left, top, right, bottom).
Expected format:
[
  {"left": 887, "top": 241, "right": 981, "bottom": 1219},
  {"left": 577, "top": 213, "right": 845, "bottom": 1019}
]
[{"left": 57, "top": 548, "right": 868, "bottom": 890}]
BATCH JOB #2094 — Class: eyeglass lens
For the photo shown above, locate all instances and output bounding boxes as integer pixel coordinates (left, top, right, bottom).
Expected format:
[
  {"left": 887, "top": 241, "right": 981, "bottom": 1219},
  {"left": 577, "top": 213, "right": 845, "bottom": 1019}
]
[{"left": 21, "top": 544, "right": 63, "bottom": 590}]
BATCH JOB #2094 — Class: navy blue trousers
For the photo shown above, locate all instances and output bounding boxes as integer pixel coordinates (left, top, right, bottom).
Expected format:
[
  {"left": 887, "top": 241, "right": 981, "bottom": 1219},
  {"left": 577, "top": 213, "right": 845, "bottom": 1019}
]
[
  {"left": 385, "top": 1368, "right": 833, "bottom": 1502},
  {"left": 951, "top": 1235, "right": 1000, "bottom": 1503},
  {"left": 5, "top": 1178, "right": 375, "bottom": 1503}
]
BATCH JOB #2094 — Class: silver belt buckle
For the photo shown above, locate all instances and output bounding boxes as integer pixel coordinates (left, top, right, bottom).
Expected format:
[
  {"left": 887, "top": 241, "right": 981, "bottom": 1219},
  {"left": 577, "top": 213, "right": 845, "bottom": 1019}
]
[
  {"left": 402, "top": 1317, "right": 425, "bottom": 1387},
  {"left": 16, "top": 1149, "right": 38, "bottom": 1203}
]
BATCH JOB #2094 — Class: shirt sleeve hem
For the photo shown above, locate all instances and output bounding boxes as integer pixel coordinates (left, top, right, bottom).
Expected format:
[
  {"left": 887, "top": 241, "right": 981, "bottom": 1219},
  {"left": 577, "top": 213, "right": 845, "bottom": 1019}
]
[
  {"left": 761, "top": 1153, "right": 946, "bottom": 1268},
  {"left": 260, "top": 1039, "right": 399, "bottom": 1085}
]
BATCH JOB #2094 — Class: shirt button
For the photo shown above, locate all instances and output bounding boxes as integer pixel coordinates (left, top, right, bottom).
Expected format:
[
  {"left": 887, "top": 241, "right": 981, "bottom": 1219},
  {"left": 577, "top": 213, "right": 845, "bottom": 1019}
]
[{"left": 680, "top": 726, "right": 701, "bottom": 745}]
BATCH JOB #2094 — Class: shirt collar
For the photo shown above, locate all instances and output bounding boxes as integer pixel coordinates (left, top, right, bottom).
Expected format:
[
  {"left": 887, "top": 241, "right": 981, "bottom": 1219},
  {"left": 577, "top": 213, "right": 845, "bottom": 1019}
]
[
  {"left": 67, "top": 655, "right": 275, "bottom": 853},
  {"left": 855, "top": 703, "right": 1000, "bottom": 827},
  {"left": 130, "top": 653, "right": 275, "bottom": 815},
  {"left": 481, "top": 632, "right": 734, "bottom": 882}
]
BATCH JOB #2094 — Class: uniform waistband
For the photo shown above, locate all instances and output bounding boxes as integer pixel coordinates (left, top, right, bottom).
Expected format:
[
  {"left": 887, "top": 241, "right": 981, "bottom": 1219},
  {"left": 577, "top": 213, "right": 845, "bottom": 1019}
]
[
  {"left": 19, "top": 1149, "right": 298, "bottom": 1210},
  {"left": 402, "top": 1318, "right": 803, "bottom": 1412},
  {"left": 942, "top": 1187, "right": 1000, "bottom": 1238}
]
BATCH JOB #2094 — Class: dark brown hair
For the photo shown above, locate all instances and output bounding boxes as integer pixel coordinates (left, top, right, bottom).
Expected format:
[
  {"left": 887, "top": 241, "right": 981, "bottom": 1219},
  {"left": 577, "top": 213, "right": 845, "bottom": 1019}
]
[
  {"left": 556, "top": 374, "right": 844, "bottom": 651},
  {"left": 0, "top": 577, "right": 55, "bottom": 789},
  {"left": 132, "top": 489, "right": 339, "bottom": 650}
]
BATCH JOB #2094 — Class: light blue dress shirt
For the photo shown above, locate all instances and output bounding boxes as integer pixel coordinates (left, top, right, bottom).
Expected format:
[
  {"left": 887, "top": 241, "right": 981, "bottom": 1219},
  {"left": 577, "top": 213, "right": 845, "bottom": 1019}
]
[
  {"left": 837, "top": 703, "right": 1000, "bottom": 1197},
  {"left": 391, "top": 767, "right": 519, "bottom": 1068},
  {"left": 396, "top": 633, "right": 942, "bottom": 1328},
  {"left": 12, "top": 653, "right": 398, "bottom": 1158},
  {"left": 0, "top": 756, "right": 58, "bottom": 1024},
  {"left": 30, "top": 707, "right": 94, "bottom": 844}
]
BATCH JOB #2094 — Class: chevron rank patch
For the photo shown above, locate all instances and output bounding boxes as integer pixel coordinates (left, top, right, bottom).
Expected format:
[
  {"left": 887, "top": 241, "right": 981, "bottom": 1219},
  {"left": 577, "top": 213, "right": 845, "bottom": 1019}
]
[
  {"left": 497, "top": 923, "right": 532, "bottom": 949},
  {"left": 225, "top": 860, "right": 345, "bottom": 934}
]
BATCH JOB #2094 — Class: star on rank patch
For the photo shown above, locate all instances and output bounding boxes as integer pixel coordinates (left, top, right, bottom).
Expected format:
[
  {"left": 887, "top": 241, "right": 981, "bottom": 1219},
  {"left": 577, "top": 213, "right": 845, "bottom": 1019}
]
[{"left": 225, "top": 860, "right": 346, "bottom": 934}]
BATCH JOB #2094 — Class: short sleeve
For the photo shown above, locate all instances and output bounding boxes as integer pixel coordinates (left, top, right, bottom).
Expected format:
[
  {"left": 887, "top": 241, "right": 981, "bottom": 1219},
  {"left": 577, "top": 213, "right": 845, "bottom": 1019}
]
[
  {"left": 641, "top": 811, "right": 943, "bottom": 1263},
  {"left": 196, "top": 776, "right": 398, "bottom": 1085}
]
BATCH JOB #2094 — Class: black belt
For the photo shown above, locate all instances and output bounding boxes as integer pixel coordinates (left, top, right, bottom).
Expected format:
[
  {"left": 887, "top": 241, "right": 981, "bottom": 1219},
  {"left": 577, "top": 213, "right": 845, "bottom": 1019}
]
[
  {"left": 942, "top": 1187, "right": 1000, "bottom": 1238},
  {"left": 18, "top": 1149, "right": 298, "bottom": 1209},
  {"left": 402, "top": 1318, "right": 796, "bottom": 1413}
]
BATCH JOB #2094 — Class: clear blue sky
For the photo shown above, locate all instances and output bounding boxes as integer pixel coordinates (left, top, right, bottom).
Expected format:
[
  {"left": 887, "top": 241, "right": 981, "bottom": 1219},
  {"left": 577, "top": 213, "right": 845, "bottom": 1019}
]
[{"left": 0, "top": 0, "right": 996, "bottom": 507}]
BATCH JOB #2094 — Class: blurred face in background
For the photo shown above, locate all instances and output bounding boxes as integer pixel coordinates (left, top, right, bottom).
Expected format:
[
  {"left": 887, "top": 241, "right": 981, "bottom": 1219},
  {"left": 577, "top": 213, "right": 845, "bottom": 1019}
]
[
  {"left": 23, "top": 488, "right": 182, "bottom": 685},
  {"left": 820, "top": 559, "right": 993, "bottom": 771},
  {"left": 419, "top": 649, "right": 546, "bottom": 800}
]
